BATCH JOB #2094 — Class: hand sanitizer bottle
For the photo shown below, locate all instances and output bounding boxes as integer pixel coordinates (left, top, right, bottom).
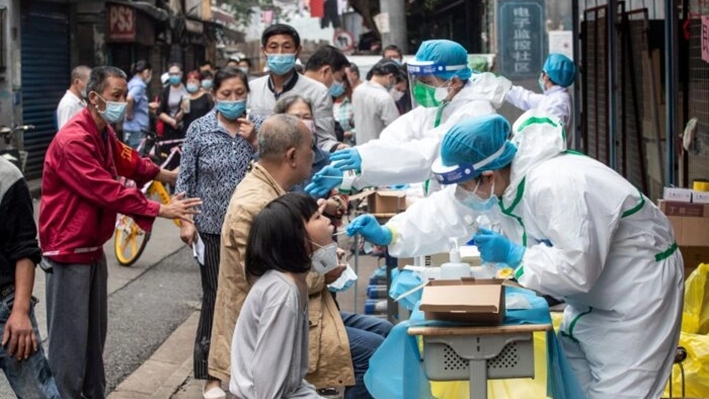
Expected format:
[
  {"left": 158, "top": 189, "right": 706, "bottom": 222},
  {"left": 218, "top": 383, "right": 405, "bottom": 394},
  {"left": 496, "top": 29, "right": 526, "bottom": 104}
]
[{"left": 439, "top": 238, "right": 471, "bottom": 279}]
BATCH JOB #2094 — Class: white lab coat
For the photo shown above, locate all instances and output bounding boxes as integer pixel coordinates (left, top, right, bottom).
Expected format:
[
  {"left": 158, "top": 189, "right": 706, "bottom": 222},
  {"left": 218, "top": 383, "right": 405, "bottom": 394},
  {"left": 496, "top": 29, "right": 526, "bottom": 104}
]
[
  {"left": 351, "top": 73, "right": 511, "bottom": 188},
  {"left": 505, "top": 85, "right": 572, "bottom": 128},
  {"left": 386, "top": 109, "right": 684, "bottom": 398}
]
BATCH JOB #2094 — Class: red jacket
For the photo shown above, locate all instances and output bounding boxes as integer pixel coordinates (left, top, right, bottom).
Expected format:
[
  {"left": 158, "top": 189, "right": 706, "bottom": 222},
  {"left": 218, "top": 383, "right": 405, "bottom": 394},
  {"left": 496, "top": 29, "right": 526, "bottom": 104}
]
[{"left": 39, "top": 108, "right": 161, "bottom": 264}]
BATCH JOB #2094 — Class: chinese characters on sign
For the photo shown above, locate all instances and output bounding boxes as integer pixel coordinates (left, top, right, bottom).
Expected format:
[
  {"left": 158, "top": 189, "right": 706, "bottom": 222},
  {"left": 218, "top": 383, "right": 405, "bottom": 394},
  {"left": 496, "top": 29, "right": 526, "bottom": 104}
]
[
  {"left": 702, "top": 16, "right": 709, "bottom": 63},
  {"left": 498, "top": 0, "right": 545, "bottom": 78}
]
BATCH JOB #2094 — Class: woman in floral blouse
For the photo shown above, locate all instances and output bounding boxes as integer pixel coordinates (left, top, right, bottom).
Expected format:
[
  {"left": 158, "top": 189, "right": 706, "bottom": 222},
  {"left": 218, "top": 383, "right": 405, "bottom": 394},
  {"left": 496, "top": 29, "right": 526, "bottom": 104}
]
[{"left": 175, "top": 66, "right": 262, "bottom": 399}]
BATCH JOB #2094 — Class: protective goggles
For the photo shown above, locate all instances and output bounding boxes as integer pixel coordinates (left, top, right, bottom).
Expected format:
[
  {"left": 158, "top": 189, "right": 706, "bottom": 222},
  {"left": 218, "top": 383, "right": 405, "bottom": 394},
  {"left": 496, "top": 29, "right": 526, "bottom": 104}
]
[
  {"left": 431, "top": 144, "right": 508, "bottom": 185},
  {"left": 406, "top": 60, "right": 468, "bottom": 76}
]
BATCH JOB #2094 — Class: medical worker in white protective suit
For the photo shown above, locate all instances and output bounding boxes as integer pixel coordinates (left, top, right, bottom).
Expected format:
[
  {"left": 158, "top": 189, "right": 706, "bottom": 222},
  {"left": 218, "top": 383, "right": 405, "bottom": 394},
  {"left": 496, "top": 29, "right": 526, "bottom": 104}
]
[
  {"left": 504, "top": 53, "right": 575, "bottom": 129},
  {"left": 305, "top": 39, "right": 511, "bottom": 197},
  {"left": 347, "top": 111, "right": 684, "bottom": 398}
]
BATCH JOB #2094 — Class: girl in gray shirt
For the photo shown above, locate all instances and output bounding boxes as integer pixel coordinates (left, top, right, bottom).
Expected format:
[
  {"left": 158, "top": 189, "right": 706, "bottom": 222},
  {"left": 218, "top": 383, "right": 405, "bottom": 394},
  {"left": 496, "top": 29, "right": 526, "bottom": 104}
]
[{"left": 231, "top": 193, "right": 338, "bottom": 399}]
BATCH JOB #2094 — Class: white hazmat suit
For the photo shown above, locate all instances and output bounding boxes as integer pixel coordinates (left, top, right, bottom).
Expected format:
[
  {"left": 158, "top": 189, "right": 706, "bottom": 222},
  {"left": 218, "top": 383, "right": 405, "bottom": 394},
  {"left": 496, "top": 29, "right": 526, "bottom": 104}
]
[
  {"left": 350, "top": 73, "right": 511, "bottom": 188},
  {"left": 504, "top": 85, "right": 572, "bottom": 128},
  {"left": 385, "top": 109, "right": 684, "bottom": 398}
]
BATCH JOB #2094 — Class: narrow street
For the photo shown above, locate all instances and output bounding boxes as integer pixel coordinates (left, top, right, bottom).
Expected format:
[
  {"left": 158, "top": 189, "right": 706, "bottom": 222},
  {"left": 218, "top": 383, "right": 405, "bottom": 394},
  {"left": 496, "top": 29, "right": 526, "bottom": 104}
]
[{"left": 0, "top": 200, "right": 200, "bottom": 397}]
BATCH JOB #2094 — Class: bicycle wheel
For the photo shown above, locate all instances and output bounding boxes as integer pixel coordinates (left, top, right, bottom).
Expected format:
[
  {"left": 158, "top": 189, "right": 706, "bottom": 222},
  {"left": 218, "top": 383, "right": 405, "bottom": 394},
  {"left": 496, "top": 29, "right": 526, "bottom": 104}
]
[
  {"left": 114, "top": 214, "right": 151, "bottom": 266},
  {"left": 147, "top": 181, "right": 182, "bottom": 227}
]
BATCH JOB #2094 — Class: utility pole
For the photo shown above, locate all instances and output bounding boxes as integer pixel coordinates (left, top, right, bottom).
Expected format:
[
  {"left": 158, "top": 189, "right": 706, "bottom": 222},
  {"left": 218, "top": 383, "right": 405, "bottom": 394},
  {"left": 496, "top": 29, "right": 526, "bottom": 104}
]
[{"left": 379, "top": 0, "right": 407, "bottom": 53}]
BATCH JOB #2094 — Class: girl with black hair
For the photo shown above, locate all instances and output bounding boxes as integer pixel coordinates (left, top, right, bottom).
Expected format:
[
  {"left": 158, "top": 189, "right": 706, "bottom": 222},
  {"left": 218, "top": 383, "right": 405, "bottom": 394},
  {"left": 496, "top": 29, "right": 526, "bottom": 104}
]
[{"left": 230, "top": 193, "right": 339, "bottom": 399}]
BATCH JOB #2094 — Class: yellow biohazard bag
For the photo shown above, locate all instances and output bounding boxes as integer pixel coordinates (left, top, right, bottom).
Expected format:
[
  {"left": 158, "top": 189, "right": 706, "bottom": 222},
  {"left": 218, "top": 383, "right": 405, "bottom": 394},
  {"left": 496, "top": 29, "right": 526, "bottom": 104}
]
[
  {"left": 430, "top": 313, "right": 564, "bottom": 399},
  {"left": 664, "top": 263, "right": 709, "bottom": 398}
]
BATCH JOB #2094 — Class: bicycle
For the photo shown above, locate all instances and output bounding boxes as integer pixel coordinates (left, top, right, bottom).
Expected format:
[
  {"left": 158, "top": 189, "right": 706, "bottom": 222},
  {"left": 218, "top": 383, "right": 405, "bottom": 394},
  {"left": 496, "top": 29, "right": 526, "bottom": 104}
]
[
  {"left": 0, "top": 124, "right": 35, "bottom": 173},
  {"left": 113, "top": 130, "right": 184, "bottom": 266}
]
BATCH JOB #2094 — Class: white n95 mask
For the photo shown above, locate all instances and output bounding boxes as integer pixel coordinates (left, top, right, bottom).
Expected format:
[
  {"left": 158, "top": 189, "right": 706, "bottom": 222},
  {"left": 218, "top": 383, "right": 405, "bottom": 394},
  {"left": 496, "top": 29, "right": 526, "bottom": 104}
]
[{"left": 310, "top": 242, "right": 340, "bottom": 275}]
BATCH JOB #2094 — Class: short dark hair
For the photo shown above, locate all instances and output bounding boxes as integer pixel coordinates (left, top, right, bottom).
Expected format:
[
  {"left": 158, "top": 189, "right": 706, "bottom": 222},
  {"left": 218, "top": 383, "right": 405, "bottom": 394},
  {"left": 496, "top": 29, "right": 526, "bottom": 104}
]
[
  {"left": 245, "top": 193, "right": 318, "bottom": 277},
  {"left": 87, "top": 66, "right": 127, "bottom": 96},
  {"left": 370, "top": 59, "right": 403, "bottom": 77},
  {"left": 168, "top": 62, "right": 182, "bottom": 71},
  {"left": 305, "top": 45, "right": 349, "bottom": 73},
  {"left": 239, "top": 58, "right": 252, "bottom": 68},
  {"left": 213, "top": 66, "right": 249, "bottom": 92},
  {"left": 346, "top": 62, "right": 359, "bottom": 78},
  {"left": 200, "top": 70, "right": 213, "bottom": 81},
  {"left": 261, "top": 23, "right": 301, "bottom": 48},
  {"left": 133, "top": 60, "right": 151, "bottom": 74},
  {"left": 200, "top": 61, "right": 213, "bottom": 69},
  {"left": 383, "top": 44, "right": 403, "bottom": 58}
]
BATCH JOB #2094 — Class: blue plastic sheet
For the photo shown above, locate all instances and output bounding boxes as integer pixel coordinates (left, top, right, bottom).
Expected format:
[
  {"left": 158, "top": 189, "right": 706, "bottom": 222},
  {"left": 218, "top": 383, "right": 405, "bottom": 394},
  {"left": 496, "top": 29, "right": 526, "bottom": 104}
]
[{"left": 365, "top": 286, "right": 587, "bottom": 399}]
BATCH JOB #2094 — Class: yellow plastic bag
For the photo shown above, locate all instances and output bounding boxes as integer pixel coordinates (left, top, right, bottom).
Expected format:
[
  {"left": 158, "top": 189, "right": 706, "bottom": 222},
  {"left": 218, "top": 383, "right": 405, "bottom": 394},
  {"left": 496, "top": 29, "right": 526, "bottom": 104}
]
[
  {"left": 664, "top": 263, "right": 709, "bottom": 398},
  {"left": 430, "top": 313, "right": 564, "bottom": 399}
]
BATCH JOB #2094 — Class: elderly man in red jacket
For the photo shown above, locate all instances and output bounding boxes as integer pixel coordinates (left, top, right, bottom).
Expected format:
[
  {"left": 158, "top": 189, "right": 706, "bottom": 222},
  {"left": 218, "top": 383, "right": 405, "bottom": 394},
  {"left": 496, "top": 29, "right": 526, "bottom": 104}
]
[{"left": 39, "top": 66, "right": 201, "bottom": 399}]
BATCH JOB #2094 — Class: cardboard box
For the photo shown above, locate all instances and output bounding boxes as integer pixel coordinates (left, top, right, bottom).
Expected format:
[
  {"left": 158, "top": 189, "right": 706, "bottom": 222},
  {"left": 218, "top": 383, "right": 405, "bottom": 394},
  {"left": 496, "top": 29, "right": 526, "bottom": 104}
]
[
  {"left": 663, "top": 187, "right": 692, "bottom": 203},
  {"left": 692, "top": 191, "right": 709, "bottom": 204},
  {"left": 419, "top": 278, "right": 505, "bottom": 325},
  {"left": 367, "top": 190, "right": 406, "bottom": 215},
  {"left": 659, "top": 201, "right": 709, "bottom": 247},
  {"left": 680, "top": 246, "right": 709, "bottom": 277}
]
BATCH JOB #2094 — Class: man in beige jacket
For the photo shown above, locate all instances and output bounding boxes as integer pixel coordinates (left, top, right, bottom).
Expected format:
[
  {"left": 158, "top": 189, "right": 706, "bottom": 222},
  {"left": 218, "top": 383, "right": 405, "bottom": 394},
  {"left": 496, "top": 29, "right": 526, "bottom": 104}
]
[{"left": 210, "top": 114, "right": 367, "bottom": 398}]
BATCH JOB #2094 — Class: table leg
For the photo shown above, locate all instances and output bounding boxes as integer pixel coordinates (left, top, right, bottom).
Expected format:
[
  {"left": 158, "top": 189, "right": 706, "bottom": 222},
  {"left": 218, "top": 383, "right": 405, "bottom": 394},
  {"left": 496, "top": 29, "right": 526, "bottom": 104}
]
[
  {"left": 469, "top": 359, "right": 488, "bottom": 399},
  {"left": 385, "top": 250, "right": 397, "bottom": 324}
]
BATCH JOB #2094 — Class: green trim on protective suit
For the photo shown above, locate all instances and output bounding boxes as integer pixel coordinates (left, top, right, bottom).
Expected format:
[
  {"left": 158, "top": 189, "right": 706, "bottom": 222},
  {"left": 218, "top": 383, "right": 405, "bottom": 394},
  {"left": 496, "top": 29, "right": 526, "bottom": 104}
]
[
  {"left": 621, "top": 191, "right": 645, "bottom": 218},
  {"left": 560, "top": 307, "right": 593, "bottom": 344},
  {"left": 499, "top": 177, "right": 528, "bottom": 247},
  {"left": 515, "top": 116, "right": 559, "bottom": 132},
  {"left": 655, "top": 242, "right": 678, "bottom": 262},
  {"left": 564, "top": 149, "right": 585, "bottom": 156},
  {"left": 384, "top": 224, "right": 398, "bottom": 246},
  {"left": 514, "top": 264, "right": 524, "bottom": 280}
]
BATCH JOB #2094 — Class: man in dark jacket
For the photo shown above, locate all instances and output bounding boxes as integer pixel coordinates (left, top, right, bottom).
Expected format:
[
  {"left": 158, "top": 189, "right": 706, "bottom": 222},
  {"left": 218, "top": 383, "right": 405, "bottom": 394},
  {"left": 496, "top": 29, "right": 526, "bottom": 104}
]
[{"left": 0, "top": 157, "right": 61, "bottom": 398}]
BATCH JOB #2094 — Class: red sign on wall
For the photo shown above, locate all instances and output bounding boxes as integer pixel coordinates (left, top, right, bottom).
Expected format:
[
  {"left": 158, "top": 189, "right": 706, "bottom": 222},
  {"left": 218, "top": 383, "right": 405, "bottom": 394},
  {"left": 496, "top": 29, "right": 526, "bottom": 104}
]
[{"left": 107, "top": 4, "right": 136, "bottom": 42}]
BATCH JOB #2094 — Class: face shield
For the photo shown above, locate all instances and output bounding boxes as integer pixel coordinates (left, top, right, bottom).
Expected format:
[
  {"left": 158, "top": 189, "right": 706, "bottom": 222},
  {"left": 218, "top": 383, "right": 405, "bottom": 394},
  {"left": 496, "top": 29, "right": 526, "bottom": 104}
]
[
  {"left": 430, "top": 144, "right": 508, "bottom": 185},
  {"left": 407, "top": 61, "right": 467, "bottom": 108}
]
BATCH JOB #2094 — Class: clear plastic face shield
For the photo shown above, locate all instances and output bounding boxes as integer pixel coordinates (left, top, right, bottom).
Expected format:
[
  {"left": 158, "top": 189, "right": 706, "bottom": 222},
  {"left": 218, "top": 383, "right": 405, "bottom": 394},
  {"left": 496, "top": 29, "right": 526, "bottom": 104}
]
[
  {"left": 430, "top": 144, "right": 508, "bottom": 186},
  {"left": 407, "top": 61, "right": 467, "bottom": 108}
]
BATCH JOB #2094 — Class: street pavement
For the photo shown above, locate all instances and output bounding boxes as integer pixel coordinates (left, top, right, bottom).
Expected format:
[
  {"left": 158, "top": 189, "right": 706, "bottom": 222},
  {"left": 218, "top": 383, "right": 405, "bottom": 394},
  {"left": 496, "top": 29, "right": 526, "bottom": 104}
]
[{"left": 0, "top": 193, "right": 382, "bottom": 399}]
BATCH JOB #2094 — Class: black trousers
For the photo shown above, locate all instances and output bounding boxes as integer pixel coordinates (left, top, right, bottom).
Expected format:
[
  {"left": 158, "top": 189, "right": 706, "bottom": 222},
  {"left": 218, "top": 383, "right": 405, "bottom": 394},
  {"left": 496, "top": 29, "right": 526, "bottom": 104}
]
[{"left": 194, "top": 232, "right": 221, "bottom": 380}]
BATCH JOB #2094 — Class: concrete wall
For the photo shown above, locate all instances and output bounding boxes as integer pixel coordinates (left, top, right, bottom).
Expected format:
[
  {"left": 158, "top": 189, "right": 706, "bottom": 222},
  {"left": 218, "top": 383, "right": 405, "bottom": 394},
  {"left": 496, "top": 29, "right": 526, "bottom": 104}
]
[{"left": 0, "top": 0, "right": 21, "bottom": 128}]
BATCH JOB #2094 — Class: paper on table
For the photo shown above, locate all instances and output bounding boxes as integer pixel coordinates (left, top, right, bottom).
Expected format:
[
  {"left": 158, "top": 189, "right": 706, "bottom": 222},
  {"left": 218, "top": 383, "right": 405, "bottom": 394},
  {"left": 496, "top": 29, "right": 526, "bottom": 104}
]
[{"left": 192, "top": 232, "right": 205, "bottom": 266}]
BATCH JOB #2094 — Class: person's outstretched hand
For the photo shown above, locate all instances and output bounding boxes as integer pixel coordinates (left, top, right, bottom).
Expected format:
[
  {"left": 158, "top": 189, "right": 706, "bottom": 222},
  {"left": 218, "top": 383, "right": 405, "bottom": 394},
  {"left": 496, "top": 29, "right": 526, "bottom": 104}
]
[
  {"left": 159, "top": 192, "right": 202, "bottom": 224},
  {"left": 330, "top": 148, "right": 361, "bottom": 171},
  {"left": 346, "top": 214, "right": 393, "bottom": 246},
  {"left": 305, "top": 165, "right": 343, "bottom": 198},
  {"left": 473, "top": 228, "right": 525, "bottom": 267}
]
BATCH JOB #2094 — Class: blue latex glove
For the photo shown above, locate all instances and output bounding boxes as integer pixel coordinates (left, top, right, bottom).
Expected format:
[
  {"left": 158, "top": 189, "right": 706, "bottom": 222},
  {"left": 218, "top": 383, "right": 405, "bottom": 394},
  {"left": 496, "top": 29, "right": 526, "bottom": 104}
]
[
  {"left": 330, "top": 148, "right": 362, "bottom": 171},
  {"left": 346, "top": 214, "right": 393, "bottom": 246},
  {"left": 473, "top": 228, "right": 525, "bottom": 268},
  {"left": 305, "top": 165, "right": 343, "bottom": 198}
]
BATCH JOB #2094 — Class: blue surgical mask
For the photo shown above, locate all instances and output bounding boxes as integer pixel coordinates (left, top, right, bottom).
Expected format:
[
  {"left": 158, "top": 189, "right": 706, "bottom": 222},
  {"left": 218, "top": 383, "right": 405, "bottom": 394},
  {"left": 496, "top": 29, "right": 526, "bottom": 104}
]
[
  {"left": 538, "top": 76, "right": 546, "bottom": 93},
  {"left": 201, "top": 79, "right": 213, "bottom": 90},
  {"left": 216, "top": 99, "right": 246, "bottom": 120},
  {"left": 455, "top": 181, "right": 498, "bottom": 212},
  {"left": 267, "top": 54, "right": 296, "bottom": 76},
  {"left": 186, "top": 83, "right": 199, "bottom": 93},
  {"left": 238, "top": 66, "right": 250, "bottom": 75},
  {"left": 329, "top": 80, "right": 345, "bottom": 97},
  {"left": 95, "top": 94, "right": 127, "bottom": 124},
  {"left": 169, "top": 75, "right": 181, "bottom": 85}
]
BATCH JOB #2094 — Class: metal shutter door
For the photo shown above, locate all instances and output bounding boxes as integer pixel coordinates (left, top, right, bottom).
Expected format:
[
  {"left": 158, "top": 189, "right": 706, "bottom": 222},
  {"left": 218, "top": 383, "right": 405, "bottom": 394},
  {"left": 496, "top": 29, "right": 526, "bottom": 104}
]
[{"left": 21, "top": 2, "right": 70, "bottom": 179}]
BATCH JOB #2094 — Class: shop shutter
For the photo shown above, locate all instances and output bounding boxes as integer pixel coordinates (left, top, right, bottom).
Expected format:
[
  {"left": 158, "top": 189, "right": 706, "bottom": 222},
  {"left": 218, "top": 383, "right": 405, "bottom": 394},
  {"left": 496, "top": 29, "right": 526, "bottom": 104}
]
[{"left": 21, "top": 1, "right": 70, "bottom": 179}]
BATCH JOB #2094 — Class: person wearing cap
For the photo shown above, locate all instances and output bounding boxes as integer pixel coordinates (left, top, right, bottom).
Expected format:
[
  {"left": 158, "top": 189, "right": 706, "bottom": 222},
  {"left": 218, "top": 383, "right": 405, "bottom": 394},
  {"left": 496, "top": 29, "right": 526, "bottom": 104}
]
[
  {"left": 348, "top": 110, "right": 684, "bottom": 398},
  {"left": 504, "top": 53, "right": 576, "bottom": 129},
  {"left": 351, "top": 59, "right": 403, "bottom": 145},
  {"left": 305, "top": 39, "right": 511, "bottom": 197}
]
